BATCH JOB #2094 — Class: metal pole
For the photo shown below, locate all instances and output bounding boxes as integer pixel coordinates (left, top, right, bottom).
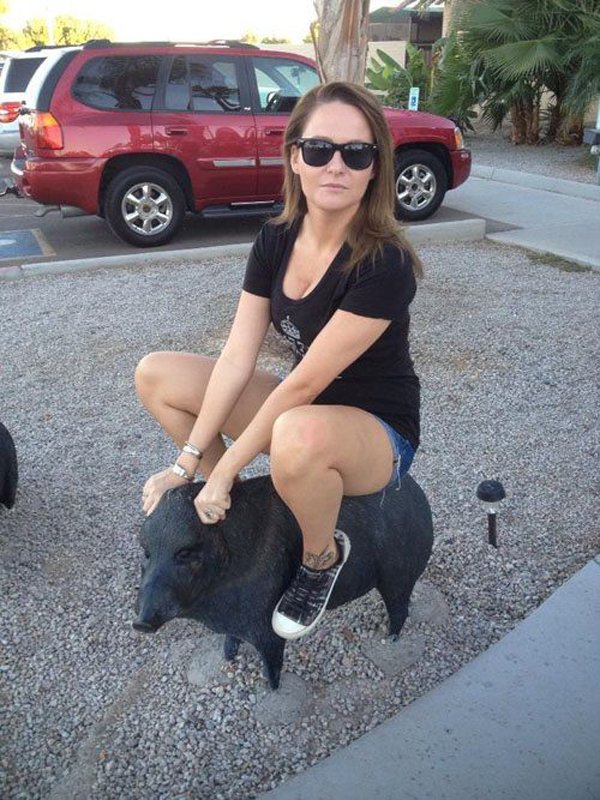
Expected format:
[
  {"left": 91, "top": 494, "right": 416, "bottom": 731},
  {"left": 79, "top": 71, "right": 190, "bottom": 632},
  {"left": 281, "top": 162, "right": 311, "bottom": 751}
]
[
  {"left": 487, "top": 512, "right": 497, "bottom": 548},
  {"left": 595, "top": 99, "right": 600, "bottom": 185}
]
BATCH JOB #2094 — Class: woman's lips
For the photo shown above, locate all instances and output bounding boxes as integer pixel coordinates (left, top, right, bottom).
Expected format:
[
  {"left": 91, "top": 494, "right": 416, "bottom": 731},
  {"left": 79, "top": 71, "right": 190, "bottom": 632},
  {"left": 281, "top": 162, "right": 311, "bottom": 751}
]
[{"left": 321, "top": 183, "right": 347, "bottom": 190}]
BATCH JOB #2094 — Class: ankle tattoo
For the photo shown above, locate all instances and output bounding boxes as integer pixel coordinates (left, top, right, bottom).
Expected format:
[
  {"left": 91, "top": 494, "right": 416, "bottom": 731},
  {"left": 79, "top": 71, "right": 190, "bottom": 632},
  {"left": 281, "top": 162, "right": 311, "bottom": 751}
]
[{"left": 303, "top": 543, "right": 338, "bottom": 570}]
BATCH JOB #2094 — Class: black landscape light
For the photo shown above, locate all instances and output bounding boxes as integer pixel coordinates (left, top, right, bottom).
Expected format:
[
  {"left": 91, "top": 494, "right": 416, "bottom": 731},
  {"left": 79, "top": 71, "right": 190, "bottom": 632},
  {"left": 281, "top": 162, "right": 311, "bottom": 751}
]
[{"left": 476, "top": 480, "right": 506, "bottom": 548}]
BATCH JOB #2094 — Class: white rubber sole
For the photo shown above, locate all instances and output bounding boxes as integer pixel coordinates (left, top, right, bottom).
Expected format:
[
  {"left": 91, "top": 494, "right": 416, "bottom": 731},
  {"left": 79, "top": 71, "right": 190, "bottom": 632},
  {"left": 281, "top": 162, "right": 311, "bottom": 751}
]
[{"left": 272, "top": 530, "right": 351, "bottom": 640}]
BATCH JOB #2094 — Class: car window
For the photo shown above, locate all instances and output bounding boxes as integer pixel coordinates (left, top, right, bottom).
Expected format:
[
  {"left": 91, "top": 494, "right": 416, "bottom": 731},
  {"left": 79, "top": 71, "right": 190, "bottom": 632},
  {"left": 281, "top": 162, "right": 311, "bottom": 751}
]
[
  {"left": 72, "top": 56, "right": 161, "bottom": 111},
  {"left": 251, "top": 56, "right": 319, "bottom": 113},
  {"left": 165, "top": 56, "right": 241, "bottom": 113},
  {"left": 2, "top": 57, "right": 45, "bottom": 92}
]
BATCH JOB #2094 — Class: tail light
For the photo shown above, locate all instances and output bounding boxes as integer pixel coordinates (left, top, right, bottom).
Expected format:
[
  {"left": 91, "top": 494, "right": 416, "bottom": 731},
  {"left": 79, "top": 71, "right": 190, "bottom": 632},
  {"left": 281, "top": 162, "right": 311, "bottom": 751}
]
[
  {"left": 21, "top": 111, "right": 64, "bottom": 150},
  {"left": 0, "top": 101, "right": 22, "bottom": 124}
]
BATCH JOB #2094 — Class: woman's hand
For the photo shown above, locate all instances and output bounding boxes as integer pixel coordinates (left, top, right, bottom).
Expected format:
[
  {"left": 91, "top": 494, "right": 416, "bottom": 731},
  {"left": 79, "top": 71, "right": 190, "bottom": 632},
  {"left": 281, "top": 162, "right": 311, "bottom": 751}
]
[
  {"left": 142, "top": 467, "right": 187, "bottom": 516},
  {"left": 194, "top": 468, "right": 234, "bottom": 525}
]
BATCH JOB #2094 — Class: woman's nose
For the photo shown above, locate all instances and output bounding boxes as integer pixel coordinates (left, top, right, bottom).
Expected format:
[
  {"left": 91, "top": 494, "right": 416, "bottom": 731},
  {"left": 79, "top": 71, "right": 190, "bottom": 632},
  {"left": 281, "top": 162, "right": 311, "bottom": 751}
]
[{"left": 326, "top": 150, "right": 346, "bottom": 171}]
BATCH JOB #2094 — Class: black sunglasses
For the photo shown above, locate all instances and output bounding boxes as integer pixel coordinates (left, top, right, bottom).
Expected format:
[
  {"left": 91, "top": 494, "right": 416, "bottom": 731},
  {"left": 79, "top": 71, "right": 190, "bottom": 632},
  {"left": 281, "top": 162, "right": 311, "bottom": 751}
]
[{"left": 295, "top": 137, "right": 378, "bottom": 170}]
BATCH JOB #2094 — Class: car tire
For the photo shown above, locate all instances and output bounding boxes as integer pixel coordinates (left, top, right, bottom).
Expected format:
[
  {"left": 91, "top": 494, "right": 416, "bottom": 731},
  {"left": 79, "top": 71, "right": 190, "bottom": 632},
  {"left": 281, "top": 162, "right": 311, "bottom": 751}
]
[
  {"left": 104, "top": 166, "right": 186, "bottom": 247},
  {"left": 394, "top": 149, "right": 448, "bottom": 222}
]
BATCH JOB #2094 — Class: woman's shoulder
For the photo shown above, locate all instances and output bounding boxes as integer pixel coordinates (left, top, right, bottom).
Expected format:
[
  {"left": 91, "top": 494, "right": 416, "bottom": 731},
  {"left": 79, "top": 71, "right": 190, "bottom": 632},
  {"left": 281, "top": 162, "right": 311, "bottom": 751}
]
[
  {"left": 355, "top": 240, "right": 415, "bottom": 279},
  {"left": 260, "top": 219, "right": 297, "bottom": 244},
  {"left": 253, "top": 219, "right": 297, "bottom": 260},
  {"left": 379, "top": 240, "right": 414, "bottom": 269}
]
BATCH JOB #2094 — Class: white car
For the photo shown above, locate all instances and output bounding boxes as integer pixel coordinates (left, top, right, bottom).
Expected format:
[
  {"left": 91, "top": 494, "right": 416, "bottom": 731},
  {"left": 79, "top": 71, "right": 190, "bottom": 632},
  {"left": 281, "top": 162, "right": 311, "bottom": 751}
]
[{"left": 0, "top": 47, "right": 73, "bottom": 157}]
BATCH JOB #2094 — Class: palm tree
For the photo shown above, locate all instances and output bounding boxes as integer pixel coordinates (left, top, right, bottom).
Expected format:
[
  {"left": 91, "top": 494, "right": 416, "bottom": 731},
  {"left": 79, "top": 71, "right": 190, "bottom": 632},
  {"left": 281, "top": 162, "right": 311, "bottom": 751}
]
[
  {"left": 437, "top": 0, "right": 600, "bottom": 144},
  {"left": 312, "top": 0, "right": 370, "bottom": 82}
]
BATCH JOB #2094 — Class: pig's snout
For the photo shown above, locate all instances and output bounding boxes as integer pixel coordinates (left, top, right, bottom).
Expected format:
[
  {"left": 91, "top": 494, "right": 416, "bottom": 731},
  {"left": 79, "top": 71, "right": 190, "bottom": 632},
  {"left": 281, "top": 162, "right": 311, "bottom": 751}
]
[{"left": 132, "top": 618, "right": 159, "bottom": 633}]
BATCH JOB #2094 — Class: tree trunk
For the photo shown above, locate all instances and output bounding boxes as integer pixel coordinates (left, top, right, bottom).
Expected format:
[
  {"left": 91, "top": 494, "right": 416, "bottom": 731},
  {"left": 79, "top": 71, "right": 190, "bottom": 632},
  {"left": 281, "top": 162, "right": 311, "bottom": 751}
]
[
  {"left": 313, "top": 0, "right": 370, "bottom": 83},
  {"left": 510, "top": 101, "right": 527, "bottom": 145},
  {"left": 442, "top": 0, "right": 453, "bottom": 37},
  {"left": 511, "top": 92, "right": 543, "bottom": 145},
  {"left": 555, "top": 114, "right": 584, "bottom": 145}
]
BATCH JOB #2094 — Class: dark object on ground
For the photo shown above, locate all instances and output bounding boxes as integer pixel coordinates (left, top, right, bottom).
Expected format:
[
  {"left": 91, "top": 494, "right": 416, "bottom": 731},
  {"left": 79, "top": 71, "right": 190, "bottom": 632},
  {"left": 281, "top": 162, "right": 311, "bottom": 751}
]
[
  {"left": 134, "top": 475, "right": 434, "bottom": 689},
  {"left": 0, "top": 422, "right": 18, "bottom": 509}
]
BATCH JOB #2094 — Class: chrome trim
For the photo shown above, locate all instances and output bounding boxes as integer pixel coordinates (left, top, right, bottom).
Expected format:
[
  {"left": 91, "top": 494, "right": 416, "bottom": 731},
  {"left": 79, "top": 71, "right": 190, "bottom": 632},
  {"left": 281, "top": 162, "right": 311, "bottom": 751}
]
[
  {"left": 259, "top": 157, "right": 284, "bottom": 167},
  {"left": 213, "top": 158, "right": 256, "bottom": 168},
  {"left": 230, "top": 200, "right": 277, "bottom": 207}
]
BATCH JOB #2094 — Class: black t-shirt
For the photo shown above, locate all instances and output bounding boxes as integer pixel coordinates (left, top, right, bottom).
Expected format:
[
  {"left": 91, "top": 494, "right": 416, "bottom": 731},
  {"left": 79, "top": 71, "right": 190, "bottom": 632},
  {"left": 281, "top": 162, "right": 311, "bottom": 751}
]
[{"left": 243, "top": 221, "right": 420, "bottom": 449}]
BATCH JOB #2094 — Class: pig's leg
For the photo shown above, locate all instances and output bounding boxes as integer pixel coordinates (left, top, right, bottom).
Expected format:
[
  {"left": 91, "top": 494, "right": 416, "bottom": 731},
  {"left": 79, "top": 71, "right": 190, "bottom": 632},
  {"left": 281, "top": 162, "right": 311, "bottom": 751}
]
[
  {"left": 223, "top": 635, "right": 242, "bottom": 661},
  {"left": 378, "top": 584, "right": 413, "bottom": 639},
  {"left": 255, "top": 633, "right": 286, "bottom": 690}
]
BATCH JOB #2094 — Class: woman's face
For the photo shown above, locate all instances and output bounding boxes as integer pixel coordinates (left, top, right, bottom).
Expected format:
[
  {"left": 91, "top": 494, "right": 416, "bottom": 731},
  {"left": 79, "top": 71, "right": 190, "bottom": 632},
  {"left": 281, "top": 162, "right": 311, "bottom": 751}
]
[{"left": 290, "top": 100, "right": 376, "bottom": 217}]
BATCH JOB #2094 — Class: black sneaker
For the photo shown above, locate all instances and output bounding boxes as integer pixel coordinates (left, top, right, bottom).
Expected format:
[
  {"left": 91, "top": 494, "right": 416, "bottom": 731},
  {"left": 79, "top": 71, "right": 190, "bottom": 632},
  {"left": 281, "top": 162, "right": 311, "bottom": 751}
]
[{"left": 272, "top": 530, "right": 351, "bottom": 640}]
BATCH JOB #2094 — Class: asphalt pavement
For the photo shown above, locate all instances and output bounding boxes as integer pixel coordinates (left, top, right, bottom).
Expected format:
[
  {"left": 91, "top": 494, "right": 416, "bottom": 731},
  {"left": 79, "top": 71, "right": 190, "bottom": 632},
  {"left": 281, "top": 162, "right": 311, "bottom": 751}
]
[
  {"left": 2, "top": 156, "right": 599, "bottom": 277},
  {"left": 0, "top": 156, "right": 491, "bottom": 272}
]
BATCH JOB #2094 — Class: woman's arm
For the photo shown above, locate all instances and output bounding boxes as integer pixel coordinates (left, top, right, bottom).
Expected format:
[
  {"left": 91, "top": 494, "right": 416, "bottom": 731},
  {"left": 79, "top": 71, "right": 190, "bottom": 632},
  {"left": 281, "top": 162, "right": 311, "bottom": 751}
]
[
  {"left": 177, "top": 290, "right": 272, "bottom": 475},
  {"left": 214, "top": 309, "right": 391, "bottom": 478}
]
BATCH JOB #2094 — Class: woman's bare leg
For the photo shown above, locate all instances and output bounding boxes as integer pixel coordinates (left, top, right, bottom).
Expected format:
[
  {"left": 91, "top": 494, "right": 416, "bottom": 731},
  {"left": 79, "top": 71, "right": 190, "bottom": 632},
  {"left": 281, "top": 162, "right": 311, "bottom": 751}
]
[
  {"left": 135, "top": 351, "right": 280, "bottom": 478},
  {"left": 270, "top": 405, "right": 395, "bottom": 567}
]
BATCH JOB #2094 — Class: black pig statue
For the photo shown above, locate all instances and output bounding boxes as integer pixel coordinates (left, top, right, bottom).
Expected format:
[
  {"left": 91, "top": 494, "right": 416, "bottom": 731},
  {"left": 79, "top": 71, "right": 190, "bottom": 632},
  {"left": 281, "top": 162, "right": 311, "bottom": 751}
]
[
  {"left": 134, "top": 474, "right": 433, "bottom": 689},
  {"left": 0, "top": 422, "right": 18, "bottom": 510}
]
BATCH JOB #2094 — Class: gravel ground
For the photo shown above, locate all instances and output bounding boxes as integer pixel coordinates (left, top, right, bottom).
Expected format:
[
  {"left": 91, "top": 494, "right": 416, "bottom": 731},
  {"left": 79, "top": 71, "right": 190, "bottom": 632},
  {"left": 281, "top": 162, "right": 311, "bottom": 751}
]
[
  {"left": 465, "top": 121, "right": 598, "bottom": 185},
  {"left": 1, "top": 241, "right": 599, "bottom": 799}
]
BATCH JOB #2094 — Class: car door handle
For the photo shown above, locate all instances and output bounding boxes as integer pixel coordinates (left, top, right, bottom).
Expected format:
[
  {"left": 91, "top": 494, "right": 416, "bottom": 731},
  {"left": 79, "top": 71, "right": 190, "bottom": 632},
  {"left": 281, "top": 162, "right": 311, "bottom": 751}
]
[
  {"left": 265, "top": 128, "right": 284, "bottom": 136},
  {"left": 165, "top": 127, "right": 188, "bottom": 136}
]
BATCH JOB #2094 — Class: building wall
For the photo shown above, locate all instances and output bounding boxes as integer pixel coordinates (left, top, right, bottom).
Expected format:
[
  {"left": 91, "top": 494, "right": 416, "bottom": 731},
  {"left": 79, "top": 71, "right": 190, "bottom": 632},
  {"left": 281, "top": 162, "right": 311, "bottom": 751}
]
[{"left": 261, "top": 41, "right": 407, "bottom": 70}]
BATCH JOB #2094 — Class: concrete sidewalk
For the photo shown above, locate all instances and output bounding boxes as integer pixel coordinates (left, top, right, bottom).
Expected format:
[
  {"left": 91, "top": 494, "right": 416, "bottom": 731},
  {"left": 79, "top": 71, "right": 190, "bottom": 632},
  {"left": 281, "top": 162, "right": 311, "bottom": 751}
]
[
  {"left": 446, "top": 169, "right": 600, "bottom": 271},
  {"left": 259, "top": 558, "right": 600, "bottom": 800}
]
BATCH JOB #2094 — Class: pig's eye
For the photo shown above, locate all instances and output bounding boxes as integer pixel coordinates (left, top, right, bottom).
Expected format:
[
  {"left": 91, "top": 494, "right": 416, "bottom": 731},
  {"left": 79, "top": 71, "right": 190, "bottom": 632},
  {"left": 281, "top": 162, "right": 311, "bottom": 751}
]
[{"left": 175, "top": 548, "right": 202, "bottom": 565}]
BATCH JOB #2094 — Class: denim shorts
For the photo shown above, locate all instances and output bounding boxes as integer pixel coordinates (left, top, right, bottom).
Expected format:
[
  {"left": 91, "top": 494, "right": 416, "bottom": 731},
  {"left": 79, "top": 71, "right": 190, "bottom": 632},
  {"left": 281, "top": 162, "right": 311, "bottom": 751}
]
[{"left": 371, "top": 415, "right": 415, "bottom": 491}]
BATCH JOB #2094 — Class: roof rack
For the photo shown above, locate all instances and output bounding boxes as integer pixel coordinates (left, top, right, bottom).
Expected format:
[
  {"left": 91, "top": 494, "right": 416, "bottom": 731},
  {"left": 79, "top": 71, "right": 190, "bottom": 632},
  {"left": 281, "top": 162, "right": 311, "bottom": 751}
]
[
  {"left": 203, "top": 39, "right": 260, "bottom": 49},
  {"left": 25, "top": 43, "right": 78, "bottom": 52},
  {"left": 80, "top": 39, "right": 260, "bottom": 50}
]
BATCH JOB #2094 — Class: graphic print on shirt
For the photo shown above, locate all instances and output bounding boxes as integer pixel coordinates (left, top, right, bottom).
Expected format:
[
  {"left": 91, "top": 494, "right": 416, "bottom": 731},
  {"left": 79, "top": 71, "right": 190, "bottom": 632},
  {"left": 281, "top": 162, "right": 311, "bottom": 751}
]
[{"left": 280, "top": 315, "right": 308, "bottom": 358}]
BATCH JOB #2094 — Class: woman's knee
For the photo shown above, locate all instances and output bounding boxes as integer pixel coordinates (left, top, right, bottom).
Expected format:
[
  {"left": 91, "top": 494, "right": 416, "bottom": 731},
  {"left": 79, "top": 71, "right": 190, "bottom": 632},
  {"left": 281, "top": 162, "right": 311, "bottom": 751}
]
[
  {"left": 271, "top": 408, "right": 333, "bottom": 480},
  {"left": 134, "top": 351, "right": 168, "bottom": 400}
]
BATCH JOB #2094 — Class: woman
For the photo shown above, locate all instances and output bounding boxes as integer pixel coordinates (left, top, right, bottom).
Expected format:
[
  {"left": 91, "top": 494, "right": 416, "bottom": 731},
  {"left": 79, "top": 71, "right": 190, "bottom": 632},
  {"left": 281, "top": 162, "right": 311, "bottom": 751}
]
[{"left": 136, "top": 81, "right": 423, "bottom": 641}]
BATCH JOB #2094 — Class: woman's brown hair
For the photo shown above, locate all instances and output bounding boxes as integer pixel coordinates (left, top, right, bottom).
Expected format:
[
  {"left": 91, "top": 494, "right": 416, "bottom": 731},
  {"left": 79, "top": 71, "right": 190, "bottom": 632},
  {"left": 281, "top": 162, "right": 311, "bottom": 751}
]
[{"left": 273, "top": 81, "right": 423, "bottom": 278}]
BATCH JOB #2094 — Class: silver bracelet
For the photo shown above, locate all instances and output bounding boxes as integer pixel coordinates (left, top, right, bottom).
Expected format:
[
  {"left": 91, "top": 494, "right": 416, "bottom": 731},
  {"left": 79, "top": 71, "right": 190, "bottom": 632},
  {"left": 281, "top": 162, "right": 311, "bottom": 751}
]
[
  {"left": 172, "top": 462, "right": 194, "bottom": 482},
  {"left": 182, "top": 440, "right": 203, "bottom": 459}
]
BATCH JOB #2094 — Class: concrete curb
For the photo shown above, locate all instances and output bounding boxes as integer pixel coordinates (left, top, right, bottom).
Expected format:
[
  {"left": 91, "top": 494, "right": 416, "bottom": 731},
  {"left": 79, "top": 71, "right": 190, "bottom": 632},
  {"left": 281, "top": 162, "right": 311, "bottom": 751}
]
[
  {"left": 409, "top": 218, "right": 485, "bottom": 244},
  {"left": 0, "top": 220, "right": 485, "bottom": 281},
  {"left": 486, "top": 232, "right": 600, "bottom": 271},
  {"left": 471, "top": 164, "right": 600, "bottom": 202},
  {"left": 0, "top": 242, "right": 254, "bottom": 281}
]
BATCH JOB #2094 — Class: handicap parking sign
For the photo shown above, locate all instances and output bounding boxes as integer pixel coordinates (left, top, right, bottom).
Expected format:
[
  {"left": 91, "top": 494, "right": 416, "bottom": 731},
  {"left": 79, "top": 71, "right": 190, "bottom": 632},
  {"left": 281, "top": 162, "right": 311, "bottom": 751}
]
[{"left": 408, "top": 87, "right": 420, "bottom": 111}]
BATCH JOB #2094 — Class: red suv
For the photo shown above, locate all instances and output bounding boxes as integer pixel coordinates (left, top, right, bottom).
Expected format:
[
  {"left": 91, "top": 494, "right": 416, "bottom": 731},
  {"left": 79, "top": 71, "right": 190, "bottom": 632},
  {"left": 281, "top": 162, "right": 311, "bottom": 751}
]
[{"left": 13, "top": 40, "right": 471, "bottom": 247}]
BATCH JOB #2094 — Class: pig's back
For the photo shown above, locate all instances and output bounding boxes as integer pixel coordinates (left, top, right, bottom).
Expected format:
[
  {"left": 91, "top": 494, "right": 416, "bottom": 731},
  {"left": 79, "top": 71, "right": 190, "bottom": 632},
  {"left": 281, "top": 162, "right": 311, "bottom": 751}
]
[{"left": 330, "top": 475, "right": 433, "bottom": 608}]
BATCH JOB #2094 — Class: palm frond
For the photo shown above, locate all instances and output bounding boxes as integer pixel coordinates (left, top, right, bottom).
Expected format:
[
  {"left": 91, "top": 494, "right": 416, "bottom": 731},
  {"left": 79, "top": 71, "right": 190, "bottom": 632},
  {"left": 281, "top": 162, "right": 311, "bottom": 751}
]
[
  {"left": 466, "top": 2, "right": 535, "bottom": 44},
  {"left": 484, "top": 38, "right": 563, "bottom": 80}
]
